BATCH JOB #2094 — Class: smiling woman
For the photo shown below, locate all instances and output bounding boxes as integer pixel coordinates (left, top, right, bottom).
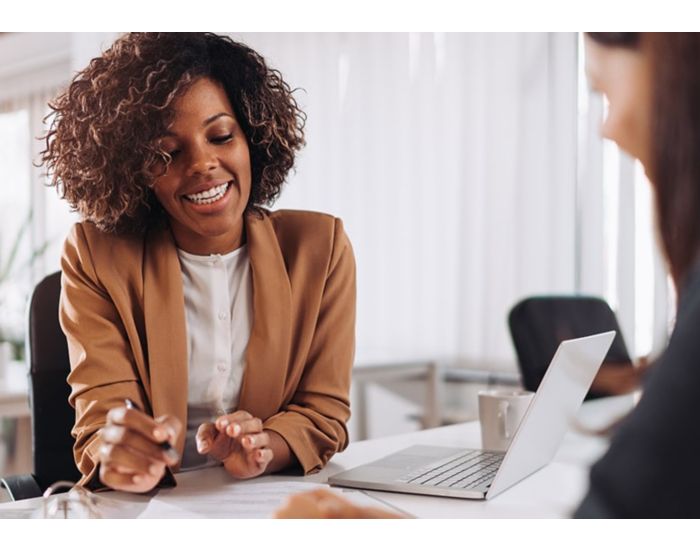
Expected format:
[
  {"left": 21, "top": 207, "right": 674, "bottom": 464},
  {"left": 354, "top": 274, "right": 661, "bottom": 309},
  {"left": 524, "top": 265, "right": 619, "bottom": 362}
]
[{"left": 41, "top": 33, "right": 356, "bottom": 494}]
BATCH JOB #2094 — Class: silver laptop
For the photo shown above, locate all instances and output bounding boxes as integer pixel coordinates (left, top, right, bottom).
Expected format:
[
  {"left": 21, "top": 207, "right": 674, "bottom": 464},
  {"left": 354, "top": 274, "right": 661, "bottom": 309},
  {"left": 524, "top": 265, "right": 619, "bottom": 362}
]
[{"left": 329, "top": 331, "right": 615, "bottom": 500}]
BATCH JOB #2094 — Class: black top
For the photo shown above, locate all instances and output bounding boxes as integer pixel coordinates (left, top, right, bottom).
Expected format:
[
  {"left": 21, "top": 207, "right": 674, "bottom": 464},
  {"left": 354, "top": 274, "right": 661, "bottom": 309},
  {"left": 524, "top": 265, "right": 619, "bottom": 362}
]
[{"left": 575, "top": 260, "right": 700, "bottom": 518}]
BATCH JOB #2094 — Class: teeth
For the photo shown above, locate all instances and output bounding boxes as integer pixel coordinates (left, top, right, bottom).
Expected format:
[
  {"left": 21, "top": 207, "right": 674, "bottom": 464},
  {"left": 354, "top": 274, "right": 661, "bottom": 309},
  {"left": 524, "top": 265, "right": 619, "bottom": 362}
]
[{"left": 185, "top": 182, "right": 229, "bottom": 204}]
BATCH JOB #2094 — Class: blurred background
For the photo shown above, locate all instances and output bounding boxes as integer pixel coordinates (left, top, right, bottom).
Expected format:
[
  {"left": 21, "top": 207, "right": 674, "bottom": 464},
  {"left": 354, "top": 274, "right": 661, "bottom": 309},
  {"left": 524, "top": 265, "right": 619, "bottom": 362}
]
[{"left": 0, "top": 32, "right": 672, "bottom": 477}]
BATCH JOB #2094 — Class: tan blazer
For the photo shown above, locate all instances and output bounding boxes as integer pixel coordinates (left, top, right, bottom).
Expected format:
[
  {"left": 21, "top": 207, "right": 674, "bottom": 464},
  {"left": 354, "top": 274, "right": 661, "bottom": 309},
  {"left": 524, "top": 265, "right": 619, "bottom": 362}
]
[{"left": 59, "top": 209, "right": 355, "bottom": 486}]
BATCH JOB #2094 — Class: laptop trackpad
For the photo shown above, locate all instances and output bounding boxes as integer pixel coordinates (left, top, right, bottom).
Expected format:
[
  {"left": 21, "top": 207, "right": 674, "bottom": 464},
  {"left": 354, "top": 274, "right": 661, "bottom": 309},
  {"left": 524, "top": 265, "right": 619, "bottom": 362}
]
[{"left": 370, "top": 445, "right": 466, "bottom": 470}]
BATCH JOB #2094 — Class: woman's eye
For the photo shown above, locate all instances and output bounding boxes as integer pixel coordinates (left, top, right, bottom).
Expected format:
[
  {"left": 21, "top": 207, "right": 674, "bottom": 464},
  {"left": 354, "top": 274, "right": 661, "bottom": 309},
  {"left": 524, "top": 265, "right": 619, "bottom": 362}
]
[
  {"left": 211, "top": 134, "right": 233, "bottom": 144},
  {"left": 167, "top": 149, "right": 181, "bottom": 159}
]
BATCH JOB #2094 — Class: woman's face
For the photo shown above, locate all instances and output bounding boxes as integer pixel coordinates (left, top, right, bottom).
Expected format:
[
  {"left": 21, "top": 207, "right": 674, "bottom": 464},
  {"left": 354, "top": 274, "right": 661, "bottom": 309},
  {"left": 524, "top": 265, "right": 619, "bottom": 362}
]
[
  {"left": 584, "top": 36, "right": 653, "bottom": 172},
  {"left": 151, "top": 77, "right": 252, "bottom": 255}
]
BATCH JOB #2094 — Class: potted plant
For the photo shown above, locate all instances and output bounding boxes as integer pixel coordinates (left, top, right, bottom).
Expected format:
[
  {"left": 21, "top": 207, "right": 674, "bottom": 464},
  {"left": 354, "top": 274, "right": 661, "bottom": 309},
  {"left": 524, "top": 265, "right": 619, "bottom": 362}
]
[{"left": 0, "top": 210, "right": 48, "bottom": 368}]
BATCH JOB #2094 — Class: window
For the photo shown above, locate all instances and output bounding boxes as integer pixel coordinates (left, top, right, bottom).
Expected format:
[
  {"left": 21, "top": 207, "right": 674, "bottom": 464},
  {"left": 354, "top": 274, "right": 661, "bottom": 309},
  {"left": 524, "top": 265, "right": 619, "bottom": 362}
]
[
  {"left": 0, "top": 107, "right": 32, "bottom": 345},
  {"left": 0, "top": 93, "right": 80, "bottom": 345}
]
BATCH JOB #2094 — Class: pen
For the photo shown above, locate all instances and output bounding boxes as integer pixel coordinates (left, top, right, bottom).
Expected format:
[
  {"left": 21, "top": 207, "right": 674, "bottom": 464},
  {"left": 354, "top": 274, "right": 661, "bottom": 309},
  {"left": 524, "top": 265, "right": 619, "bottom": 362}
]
[{"left": 124, "top": 399, "right": 179, "bottom": 460}]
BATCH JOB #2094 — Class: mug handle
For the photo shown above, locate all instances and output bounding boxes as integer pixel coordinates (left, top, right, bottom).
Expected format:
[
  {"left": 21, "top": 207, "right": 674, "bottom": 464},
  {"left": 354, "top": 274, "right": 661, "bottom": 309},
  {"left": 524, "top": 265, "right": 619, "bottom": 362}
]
[{"left": 497, "top": 401, "right": 510, "bottom": 439}]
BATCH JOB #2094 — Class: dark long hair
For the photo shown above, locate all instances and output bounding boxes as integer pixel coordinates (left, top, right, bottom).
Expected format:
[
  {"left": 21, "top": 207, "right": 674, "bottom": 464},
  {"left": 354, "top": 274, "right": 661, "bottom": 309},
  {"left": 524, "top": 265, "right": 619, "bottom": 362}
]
[{"left": 588, "top": 33, "right": 700, "bottom": 291}]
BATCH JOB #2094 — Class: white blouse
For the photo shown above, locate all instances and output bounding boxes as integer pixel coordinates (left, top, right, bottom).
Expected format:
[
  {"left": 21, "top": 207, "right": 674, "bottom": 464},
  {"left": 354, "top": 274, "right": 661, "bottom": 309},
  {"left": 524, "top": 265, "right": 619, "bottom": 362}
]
[{"left": 176, "top": 245, "right": 253, "bottom": 470}]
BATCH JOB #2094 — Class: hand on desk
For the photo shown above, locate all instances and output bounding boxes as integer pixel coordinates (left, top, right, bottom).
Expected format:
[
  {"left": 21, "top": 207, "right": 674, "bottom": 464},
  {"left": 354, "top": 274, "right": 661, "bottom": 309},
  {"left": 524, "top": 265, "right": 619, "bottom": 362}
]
[
  {"left": 196, "top": 410, "right": 274, "bottom": 479},
  {"left": 98, "top": 405, "right": 181, "bottom": 493},
  {"left": 590, "top": 356, "right": 651, "bottom": 395},
  {"left": 275, "top": 489, "right": 403, "bottom": 519}
]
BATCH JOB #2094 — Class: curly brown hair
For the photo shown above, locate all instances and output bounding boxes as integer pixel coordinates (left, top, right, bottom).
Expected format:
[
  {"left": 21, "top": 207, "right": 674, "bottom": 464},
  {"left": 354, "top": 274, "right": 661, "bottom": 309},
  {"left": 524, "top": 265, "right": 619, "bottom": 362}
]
[{"left": 42, "top": 32, "right": 306, "bottom": 234}]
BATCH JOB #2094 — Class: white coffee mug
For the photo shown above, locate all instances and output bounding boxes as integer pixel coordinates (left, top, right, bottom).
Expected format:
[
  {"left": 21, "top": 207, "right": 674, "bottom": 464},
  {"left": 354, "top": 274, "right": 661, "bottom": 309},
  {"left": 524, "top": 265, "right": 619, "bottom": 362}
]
[{"left": 478, "top": 389, "right": 534, "bottom": 452}]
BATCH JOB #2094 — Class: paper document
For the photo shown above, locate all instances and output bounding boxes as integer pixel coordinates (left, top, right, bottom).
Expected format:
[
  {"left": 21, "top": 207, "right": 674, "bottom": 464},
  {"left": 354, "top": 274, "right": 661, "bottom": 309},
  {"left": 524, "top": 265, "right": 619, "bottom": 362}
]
[{"left": 139, "top": 481, "right": 399, "bottom": 519}]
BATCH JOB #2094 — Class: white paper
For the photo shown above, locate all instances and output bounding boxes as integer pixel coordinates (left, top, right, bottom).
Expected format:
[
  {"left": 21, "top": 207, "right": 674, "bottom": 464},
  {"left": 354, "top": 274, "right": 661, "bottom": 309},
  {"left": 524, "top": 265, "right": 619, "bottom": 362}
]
[
  {"left": 0, "top": 504, "right": 36, "bottom": 519},
  {"left": 137, "top": 497, "right": 207, "bottom": 519},
  {"left": 138, "top": 481, "right": 399, "bottom": 519}
]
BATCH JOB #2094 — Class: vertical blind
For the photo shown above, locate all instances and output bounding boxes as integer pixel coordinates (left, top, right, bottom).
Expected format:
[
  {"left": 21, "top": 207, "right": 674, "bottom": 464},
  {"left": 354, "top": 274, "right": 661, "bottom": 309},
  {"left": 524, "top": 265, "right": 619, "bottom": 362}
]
[{"left": 235, "top": 32, "right": 579, "bottom": 369}]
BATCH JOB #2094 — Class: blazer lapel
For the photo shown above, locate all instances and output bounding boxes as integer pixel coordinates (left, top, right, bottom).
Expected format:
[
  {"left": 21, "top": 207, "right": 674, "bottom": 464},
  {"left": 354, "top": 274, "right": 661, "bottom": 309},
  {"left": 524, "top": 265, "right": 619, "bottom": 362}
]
[
  {"left": 238, "top": 212, "right": 292, "bottom": 418},
  {"left": 143, "top": 225, "right": 188, "bottom": 457}
]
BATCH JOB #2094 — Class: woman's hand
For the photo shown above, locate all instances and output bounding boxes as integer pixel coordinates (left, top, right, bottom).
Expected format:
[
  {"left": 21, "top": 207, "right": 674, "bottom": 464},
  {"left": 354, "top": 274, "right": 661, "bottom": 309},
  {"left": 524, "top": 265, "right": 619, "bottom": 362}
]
[
  {"left": 275, "top": 489, "right": 404, "bottom": 519},
  {"left": 196, "top": 410, "right": 274, "bottom": 479},
  {"left": 590, "top": 356, "right": 651, "bottom": 395},
  {"left": 98, "top": 405, "right": 181, "bottom": 493}
]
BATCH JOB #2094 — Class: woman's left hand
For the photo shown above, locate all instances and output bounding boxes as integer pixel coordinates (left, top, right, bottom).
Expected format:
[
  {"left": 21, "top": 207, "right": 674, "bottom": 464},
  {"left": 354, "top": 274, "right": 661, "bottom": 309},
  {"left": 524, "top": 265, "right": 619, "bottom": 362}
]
[{"left": 196, "top": 410, "right": 273, "bottom": 479}]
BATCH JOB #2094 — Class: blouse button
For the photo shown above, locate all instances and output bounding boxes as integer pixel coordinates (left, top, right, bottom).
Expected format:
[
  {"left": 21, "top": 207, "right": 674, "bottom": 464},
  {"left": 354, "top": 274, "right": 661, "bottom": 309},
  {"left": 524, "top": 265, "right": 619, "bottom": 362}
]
[
  {"left": 216, "top": 363, "right": 228, "bottom": 373},
  {"left": 218, "top": 310, "right": 228, "bottom": 321}
]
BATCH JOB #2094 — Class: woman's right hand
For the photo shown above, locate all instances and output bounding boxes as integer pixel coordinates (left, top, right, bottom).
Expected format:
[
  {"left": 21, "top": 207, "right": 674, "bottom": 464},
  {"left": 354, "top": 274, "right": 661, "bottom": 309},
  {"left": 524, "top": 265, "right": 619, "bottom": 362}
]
[
  {"left": 98, "top": 404, "right": 181, "bottom": 493},
  {"left": 275, "top": 489, "right": 404, "bottom": 519}
]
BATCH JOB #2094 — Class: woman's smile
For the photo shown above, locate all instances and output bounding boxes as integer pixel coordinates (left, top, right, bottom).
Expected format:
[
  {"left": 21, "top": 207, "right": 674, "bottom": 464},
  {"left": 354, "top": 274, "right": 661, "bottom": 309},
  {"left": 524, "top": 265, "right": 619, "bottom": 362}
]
[
  {"left": 181, "top": 179, "right": 237, "bottom": 215},
  {"left": 184, "top": 180, "right": 231, "bottom": 205}
]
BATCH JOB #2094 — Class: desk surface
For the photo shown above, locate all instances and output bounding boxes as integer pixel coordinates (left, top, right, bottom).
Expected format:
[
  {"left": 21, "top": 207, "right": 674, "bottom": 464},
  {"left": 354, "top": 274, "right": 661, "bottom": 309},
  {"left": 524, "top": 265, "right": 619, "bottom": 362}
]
[{"left": 0, "top": 395, "right": 634, "bottom": 519}]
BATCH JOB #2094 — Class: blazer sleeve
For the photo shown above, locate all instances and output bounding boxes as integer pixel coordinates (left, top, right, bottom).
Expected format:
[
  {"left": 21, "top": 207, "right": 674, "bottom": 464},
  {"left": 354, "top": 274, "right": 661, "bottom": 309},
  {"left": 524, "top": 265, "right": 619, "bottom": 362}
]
[
  {"left": 574, "top": 267, "right": 700, "bottom": 518},
  {"left": 263, "top": 218, "right": 356, "bottom": 474},
  {"left": 60, "top": 224, "right": 148, "bottom": 487}
]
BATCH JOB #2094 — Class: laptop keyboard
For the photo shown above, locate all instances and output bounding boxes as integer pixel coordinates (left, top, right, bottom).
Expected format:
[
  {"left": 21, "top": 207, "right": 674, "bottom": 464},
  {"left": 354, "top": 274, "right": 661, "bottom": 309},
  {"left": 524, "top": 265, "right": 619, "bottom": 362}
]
[{"left": 397, "top": 450, "right": 503, "bottom": 490}]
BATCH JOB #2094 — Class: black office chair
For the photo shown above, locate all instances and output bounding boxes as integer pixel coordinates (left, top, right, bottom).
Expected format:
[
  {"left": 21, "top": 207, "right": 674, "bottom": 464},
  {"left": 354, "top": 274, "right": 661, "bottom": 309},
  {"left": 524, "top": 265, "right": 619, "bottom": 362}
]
[
  {"left": 508, "top": 295, "right": 634, "bottom": 400},
  {"left": 0, "top": 271, "right": 80, "bottom": 501}
]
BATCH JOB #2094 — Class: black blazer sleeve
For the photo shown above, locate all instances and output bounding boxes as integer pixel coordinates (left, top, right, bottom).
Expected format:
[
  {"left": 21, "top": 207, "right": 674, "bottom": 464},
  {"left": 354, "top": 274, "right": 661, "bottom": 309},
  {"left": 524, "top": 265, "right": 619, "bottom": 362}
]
[{"left": 575, "top": 263, "right": 700, "bottom": 518}]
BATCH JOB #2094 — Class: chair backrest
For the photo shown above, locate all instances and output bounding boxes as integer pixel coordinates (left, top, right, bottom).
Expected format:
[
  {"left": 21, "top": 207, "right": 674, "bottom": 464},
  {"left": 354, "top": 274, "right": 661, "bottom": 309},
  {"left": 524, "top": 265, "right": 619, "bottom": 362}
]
[
  {"left": 508, "top": 295, "right": 632, "bottom": 399},
  {"left": 27, "top": 271, "right": 80, "bottom": 489}
]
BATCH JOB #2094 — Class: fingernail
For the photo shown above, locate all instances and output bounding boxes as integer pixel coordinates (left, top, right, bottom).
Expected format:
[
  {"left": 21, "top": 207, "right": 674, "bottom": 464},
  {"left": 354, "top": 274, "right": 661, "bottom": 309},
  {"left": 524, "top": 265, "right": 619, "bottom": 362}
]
[
  {"left": 165, "top": 448, "right": 180, "bottom": 462},
  {"left": 133, "top": 475, "right": 143, "bottom": 484},
  {"left": 153, "top": 428, "right": 166, "bottom": 440},
  {"left": 232, "top": 424, "right": 241, "bottom": 436},
  {"left": 218, "top": 419, "right": 229, "bottom": 429},
  {"left": 198, "top": 441, "right": 209, "bottom": 453},
  {"left": 149, "top": 464, "right": 160, "bottom": 476}
]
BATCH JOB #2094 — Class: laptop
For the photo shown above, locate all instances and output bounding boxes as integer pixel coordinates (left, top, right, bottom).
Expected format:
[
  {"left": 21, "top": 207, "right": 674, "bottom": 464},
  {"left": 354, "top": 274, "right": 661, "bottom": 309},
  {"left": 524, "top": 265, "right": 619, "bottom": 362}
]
[{"left": 329, "top": 331, "right": 615, "bottom": 500}]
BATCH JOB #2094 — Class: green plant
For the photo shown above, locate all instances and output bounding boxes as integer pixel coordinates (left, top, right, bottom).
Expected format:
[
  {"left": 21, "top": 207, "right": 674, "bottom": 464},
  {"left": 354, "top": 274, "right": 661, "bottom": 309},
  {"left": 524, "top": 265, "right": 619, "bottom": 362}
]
[
  {"left": 0, "top": 210, "right": 49, "bottom": 284},
  {"left": 0, "top": 209, "right": 49, "bottom": 359}
]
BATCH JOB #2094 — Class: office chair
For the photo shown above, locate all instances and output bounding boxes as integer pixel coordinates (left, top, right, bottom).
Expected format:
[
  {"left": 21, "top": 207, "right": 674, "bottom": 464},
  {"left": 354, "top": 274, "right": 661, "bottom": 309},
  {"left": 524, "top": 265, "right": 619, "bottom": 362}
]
[
  {"left": 508, "top": 295, "right": 634, "bottom": 400},
  {"left": 0, "top": 271, "right": 80, "bottom": 501}
]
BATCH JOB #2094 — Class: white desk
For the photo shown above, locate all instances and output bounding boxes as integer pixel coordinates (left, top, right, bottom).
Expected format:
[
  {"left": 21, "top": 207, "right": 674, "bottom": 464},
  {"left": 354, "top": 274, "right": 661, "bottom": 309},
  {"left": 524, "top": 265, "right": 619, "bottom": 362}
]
[
  {"left": 351, "top": 355, "right": 522, "bottom": 441},
  {"left": 0, "top": 395, "right": 634, "bottom": 518}
]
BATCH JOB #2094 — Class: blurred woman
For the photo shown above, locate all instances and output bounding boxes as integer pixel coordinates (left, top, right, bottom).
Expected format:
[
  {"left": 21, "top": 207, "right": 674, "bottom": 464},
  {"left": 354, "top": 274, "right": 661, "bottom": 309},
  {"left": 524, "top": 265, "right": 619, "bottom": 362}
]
[{"left": 575, "top": 32, "right": 700, "bottom": 518}]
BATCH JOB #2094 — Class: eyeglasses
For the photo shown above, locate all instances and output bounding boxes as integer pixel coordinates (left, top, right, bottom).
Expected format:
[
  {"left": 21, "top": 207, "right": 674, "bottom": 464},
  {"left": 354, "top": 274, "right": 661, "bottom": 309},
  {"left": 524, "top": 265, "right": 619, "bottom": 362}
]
[{"left": 40, "top": 481, "right": 102, "bottom": 519}]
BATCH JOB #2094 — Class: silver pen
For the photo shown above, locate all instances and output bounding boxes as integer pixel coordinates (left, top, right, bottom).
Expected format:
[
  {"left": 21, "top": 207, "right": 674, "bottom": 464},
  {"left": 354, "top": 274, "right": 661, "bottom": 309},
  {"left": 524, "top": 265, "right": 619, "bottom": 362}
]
[{"left": 124, "top": 398, "right": 179, "bottom": 461}]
